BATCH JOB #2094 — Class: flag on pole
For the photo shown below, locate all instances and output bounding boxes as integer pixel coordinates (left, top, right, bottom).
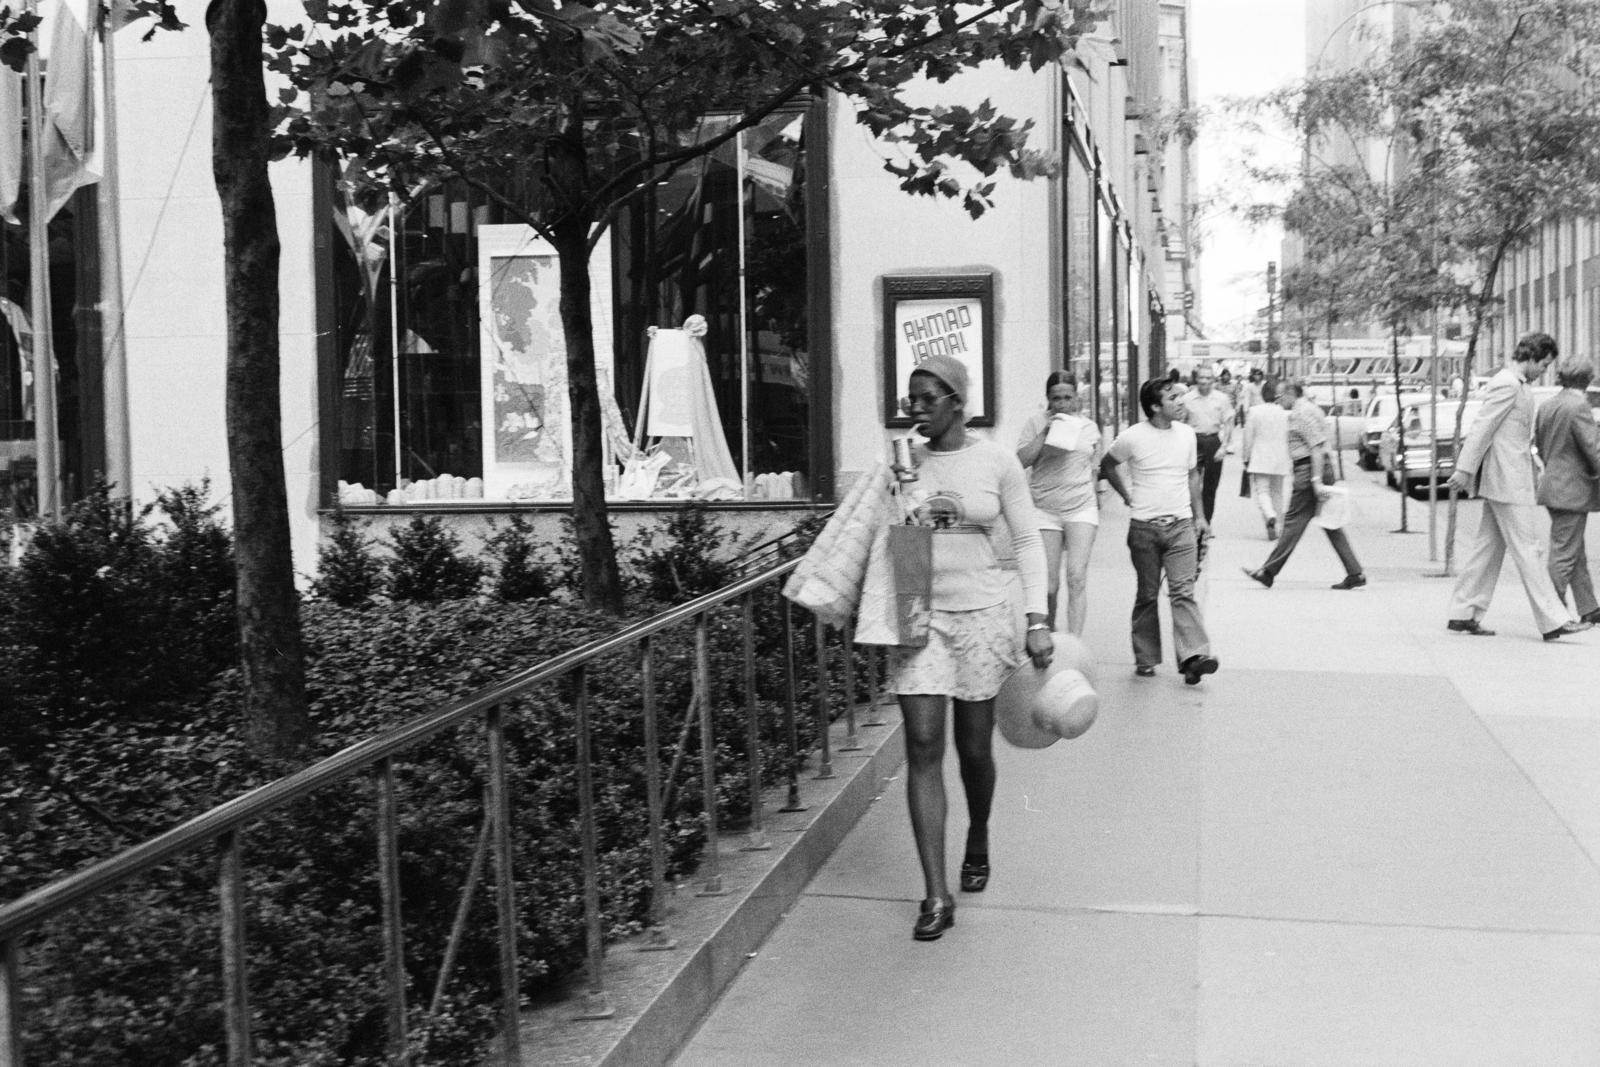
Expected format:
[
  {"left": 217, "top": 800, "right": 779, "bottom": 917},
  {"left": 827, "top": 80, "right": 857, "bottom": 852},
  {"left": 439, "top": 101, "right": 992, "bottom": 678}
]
[
  {"left": 0, "top": 68, "right": 20, "bottom": 223},
  {"left": 42, "top": 0, "right": 98, "bottom": 220}
]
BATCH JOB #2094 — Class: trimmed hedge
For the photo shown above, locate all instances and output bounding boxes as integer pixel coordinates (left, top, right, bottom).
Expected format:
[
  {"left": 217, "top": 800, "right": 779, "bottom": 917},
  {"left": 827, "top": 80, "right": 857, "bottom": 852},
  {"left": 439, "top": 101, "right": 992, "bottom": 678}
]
[{"left": 1, "top": 501, "right": 852, "bottom": 1065}]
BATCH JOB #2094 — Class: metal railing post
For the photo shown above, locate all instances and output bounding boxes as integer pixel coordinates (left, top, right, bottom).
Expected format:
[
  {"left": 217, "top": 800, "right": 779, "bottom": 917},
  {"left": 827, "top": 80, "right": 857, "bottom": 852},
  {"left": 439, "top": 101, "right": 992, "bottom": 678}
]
[
  {"left": 837, "top": 620, "right": 863, "bottom": 752},
  {"left": 572, "top": 667, "right": 615, "bottom": 1019},
  {"left": 218, "top": 830, "right": 253, "bottom": 1067},
  {"left": 485, "top": 705, "right": 522, "bottom": 1065},
  {"left": 637, "top": 637, "right": 677, "bottom": 950},
  {"left": 695, "top": 613, "right": 727, "bottom": 895},
  {"left": 2, "top": 938, "right": 23, "bottom": 1067},
  {"left": 375, "top": 758, "right": 409, "bottom": 1063},
  {"left": 740, "top": 593, "right": 771, "bottom": 851},
  {"left": 813, "top": 617, "right": 835, "bottom": 780},
  {"left": 860, "top": 644, "right": 889, "bottom": 726},
  {"left": 778, "top": 595, "right": 806, "bottom": 812}
]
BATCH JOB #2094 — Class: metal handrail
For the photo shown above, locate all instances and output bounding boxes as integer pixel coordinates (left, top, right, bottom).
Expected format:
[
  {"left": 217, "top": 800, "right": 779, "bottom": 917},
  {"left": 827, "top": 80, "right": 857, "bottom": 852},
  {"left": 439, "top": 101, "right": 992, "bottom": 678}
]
[
  {"left": 0, "top": 552, "right": 872, "bottom": 1067},
  {"left": 0, "top": 558, "right": 799, "bottom": 940}
]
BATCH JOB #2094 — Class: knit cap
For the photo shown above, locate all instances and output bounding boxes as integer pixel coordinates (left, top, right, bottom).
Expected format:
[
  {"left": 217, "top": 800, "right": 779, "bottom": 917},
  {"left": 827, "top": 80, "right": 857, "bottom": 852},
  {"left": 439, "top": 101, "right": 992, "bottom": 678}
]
[{"left": 911, "top": 352, "right": 971, "bottom": 403}]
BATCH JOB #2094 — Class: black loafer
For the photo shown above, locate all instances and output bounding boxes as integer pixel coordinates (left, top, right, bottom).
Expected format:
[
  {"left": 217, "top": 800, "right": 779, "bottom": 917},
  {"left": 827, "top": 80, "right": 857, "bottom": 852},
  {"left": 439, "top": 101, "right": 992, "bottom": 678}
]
[
  {"left": 1181, "top": 654, "right": 1219, "bottom": 685},
  {"left": 1331, "top": 573, "right": 1367, "bottom": 590},
  {"left": 1242, "top": 567, "right": 1273, "bottom": 589},
  {"left": 1447, "top": 618, "right": 1495, "bottom": 636},
  {"left": 1135, "top": 664, "right": 1156, "bottom": 677},
  {"left": 912, "top": 896, "right": 955, "bottom": 941},
  {"left": 959, "top": 857, "right": 990, "bottom": 893},
  {"left": 1543, "top": 620, "right": 1593, "bottom": 641}
]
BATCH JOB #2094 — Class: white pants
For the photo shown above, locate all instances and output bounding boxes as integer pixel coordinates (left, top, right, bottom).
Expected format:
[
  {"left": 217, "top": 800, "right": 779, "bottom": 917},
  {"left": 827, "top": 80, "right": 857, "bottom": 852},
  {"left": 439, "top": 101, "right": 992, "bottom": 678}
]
[
  {"left": 1448, "top": 499, "right": 1572, "bottom": 634},
  {"left": 1251, "top": 472, "right": 1286, "bottom": 522}
]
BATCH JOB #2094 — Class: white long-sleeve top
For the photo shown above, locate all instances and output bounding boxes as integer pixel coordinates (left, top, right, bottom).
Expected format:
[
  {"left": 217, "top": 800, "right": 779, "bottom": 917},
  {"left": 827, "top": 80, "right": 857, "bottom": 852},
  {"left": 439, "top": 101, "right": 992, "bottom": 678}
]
[{"left": 903, "top": 436, "right": 1048, "bottom": 615}]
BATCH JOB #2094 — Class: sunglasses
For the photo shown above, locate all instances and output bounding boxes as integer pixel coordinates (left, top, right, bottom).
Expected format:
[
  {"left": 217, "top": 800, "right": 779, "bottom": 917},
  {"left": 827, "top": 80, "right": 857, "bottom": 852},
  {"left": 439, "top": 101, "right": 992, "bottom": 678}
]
[{"left": 899, "top": 391, "right": 957, "bottom": 415}]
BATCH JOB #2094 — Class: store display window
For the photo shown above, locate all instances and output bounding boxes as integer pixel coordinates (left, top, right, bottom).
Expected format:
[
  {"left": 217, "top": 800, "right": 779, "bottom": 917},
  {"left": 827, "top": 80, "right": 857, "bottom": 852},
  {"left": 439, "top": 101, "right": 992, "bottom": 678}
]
[{"left": 324, "top": 105, "right": 820, "bottom": 507}]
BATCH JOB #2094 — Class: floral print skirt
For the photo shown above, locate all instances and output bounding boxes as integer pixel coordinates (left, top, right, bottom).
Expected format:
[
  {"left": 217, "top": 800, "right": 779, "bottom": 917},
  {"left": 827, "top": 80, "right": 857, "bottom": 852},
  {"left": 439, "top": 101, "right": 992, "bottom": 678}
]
[{"left": 887, "top": 601, "right": 1021, "bottom": 703}]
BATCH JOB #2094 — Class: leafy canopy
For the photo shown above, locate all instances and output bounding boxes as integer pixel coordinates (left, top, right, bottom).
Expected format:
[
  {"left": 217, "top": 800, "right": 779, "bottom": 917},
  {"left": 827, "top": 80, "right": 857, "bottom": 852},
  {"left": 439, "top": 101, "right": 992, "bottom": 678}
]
[{"left": 267, "top": 0, "right": 1108, "bottom": 230}]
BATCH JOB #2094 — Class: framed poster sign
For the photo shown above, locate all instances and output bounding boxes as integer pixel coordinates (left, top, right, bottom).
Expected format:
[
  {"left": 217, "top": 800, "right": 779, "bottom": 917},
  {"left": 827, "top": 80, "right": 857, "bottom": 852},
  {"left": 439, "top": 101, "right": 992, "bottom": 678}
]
[
  {"left": 882, "top": 273, "right": 995, "bottom": 428},
  {"left": 476, "top": 225, "right": 614, "bottom": 500}
]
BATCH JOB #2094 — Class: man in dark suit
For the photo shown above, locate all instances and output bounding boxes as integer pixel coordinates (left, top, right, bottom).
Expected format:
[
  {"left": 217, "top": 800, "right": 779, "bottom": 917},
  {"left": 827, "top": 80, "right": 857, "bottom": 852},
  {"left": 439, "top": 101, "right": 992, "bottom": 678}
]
[
  {"left": 1535, "top": 356, "right": 1600, "bottom": 625},
  {"left": 1445, "top": 333, "right": 1588, "bottom": 641}
]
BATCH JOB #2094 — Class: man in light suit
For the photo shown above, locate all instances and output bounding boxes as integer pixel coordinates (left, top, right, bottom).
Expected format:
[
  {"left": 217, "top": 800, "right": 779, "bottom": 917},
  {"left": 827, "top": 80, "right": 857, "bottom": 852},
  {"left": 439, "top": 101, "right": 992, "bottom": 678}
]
[
  {"left": 1535, "top": 355, "right": 1600, "bottom": 625},
  {"left": 1445, "top": 332, "right": 1589, "bottom": 640}
]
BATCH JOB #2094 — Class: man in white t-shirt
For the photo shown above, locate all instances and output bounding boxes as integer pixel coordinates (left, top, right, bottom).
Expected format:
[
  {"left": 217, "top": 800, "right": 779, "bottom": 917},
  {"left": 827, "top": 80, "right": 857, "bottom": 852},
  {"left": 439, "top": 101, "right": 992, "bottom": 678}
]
[{"left": 1100, "top": 378, "right": 1220, "bottom": 684}]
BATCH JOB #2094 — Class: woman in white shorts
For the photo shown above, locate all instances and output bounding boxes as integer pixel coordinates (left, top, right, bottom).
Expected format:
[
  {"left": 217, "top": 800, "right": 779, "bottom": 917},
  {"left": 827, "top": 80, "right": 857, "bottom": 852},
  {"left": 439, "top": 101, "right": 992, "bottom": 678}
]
[{"left": 1016, "top": 371, "right": 1101, "bottom": 635}]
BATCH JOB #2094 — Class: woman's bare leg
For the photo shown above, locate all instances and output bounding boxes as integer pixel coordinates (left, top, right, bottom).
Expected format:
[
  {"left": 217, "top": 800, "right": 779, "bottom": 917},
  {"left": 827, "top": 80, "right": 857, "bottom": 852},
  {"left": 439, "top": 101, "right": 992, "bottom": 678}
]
[
  {"left": 899, "top": 694, "right": 950, "bottom": 901},
  {"left": 951, "top": 698, "right": 997, "bottom": 859},
  {"left": 1062, "top": 521, "right": 1098, "bottom": 636},
  {"left": 1039, "top": 528, "right": 1064, "bottom": 630}
]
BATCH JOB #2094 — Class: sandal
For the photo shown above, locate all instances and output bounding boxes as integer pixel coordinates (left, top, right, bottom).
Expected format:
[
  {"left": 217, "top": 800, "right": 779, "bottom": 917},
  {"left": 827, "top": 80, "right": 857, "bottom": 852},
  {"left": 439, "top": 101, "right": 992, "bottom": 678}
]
[
  {"left": 912, "top": 896, "right": 956, "bottom": 941},
  {"left": 959, "top": 856, "right": 990, "bottom": 893}
]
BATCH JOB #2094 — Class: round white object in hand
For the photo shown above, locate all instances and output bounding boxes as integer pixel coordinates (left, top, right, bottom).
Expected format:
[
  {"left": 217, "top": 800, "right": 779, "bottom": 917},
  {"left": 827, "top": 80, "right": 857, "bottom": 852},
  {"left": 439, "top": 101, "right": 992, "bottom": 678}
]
[{"left": 994, "top": 632, "right": 1099, "bottom": 749}]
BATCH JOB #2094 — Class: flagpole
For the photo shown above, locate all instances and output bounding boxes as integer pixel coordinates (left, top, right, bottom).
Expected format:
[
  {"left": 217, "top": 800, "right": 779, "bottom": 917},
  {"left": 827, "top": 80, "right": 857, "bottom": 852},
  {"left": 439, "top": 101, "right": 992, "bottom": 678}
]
[
  {"left": 24, "top": 0, "right": 61, "bottom": 519},
  {"left": 98, "top": 0, "right": 132, "bottom": 500}
]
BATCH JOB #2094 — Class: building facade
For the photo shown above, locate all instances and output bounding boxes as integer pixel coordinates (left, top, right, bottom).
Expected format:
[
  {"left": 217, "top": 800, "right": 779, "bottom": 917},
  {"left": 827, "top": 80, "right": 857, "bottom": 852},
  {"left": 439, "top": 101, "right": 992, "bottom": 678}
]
[{"left": 5, "top": 0, "right": 1198, "bottom": 572}]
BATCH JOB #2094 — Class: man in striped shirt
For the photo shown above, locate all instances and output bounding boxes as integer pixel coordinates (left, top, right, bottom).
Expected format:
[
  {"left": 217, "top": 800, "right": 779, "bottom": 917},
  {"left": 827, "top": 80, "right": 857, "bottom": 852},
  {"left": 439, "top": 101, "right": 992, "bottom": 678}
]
[{"left": 1242, "top": 379, "right": 1366, "bottom": 590}]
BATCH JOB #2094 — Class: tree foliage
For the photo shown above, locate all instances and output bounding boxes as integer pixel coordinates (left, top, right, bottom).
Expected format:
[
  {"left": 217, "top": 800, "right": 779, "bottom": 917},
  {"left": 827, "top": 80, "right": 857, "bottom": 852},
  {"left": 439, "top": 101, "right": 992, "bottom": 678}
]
[
  {"left": 1246, "top": 0, "right": 1600, "bottom": 554},
  {"left": 266, "top": 0, "right": 1107, "bottom": 611}
]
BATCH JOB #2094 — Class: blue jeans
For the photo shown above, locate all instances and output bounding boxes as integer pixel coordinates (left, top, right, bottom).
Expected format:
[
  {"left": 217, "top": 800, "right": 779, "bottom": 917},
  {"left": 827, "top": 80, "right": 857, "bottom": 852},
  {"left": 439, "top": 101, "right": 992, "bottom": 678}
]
[{"left": 1127, "top": 517, "right": 1211, "bottom": 668}]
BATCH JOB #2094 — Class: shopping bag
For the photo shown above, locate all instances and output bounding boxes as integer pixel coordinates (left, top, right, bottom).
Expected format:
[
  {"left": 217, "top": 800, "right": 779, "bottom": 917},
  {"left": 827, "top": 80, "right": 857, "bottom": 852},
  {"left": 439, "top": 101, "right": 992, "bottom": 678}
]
[
  {"left": 854, "top": 523, "right": 933, "bottom": 647},
  {"left": 1314, "top": 485, "right": 1350, "bottom": 530}
]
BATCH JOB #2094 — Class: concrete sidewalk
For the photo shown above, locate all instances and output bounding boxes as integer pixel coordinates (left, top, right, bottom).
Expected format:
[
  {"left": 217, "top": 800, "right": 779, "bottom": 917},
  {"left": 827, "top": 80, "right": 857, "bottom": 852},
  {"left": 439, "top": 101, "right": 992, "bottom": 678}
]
[{"left": 674, "top": 457, "right": 1600, "bottom": 1066}]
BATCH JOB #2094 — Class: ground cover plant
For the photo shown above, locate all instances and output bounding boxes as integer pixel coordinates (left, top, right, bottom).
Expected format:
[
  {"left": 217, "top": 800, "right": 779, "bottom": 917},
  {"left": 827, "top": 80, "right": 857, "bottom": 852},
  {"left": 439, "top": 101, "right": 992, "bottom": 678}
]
[{"left": 0, "top": 500, "right": 857, "bottom": 1064}]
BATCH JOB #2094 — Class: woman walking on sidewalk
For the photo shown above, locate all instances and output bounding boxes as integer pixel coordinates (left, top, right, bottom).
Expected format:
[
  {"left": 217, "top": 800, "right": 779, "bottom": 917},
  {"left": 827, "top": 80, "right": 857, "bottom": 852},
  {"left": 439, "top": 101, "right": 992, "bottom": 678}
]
[
  {"left": 1016, "top": 370, "right": 1101, "bottom": 635},
  {"left": 889, "top": 353, "right": 1052, "bottom": 942}
]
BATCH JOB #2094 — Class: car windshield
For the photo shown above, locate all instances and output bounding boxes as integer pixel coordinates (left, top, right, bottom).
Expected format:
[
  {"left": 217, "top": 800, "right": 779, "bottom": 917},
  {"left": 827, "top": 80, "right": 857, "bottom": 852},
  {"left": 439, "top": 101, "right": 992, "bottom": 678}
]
[{"left": 1403, "top": 400, "right": 1482, "bottom": 433}]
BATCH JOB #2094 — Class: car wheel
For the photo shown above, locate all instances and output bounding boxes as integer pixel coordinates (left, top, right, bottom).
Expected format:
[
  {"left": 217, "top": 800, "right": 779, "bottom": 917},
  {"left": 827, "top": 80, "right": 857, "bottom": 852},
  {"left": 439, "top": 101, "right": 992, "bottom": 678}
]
[
  {"left": 1358, "top": 449, "right": 1379, "bottom": 471},
  {"left": 1386, "top": 469, "right": 1398, "bottom": 490}
]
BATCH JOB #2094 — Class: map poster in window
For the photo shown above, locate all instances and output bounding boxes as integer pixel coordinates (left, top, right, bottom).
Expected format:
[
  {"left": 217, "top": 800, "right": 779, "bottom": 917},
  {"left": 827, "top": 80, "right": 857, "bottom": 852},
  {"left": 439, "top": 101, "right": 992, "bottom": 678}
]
[
  {"left": 476, "top": 225, "right": 614, "bottom": 500},
  {"left": 882, "top": 273, "right": 995, "bottom": 428}
]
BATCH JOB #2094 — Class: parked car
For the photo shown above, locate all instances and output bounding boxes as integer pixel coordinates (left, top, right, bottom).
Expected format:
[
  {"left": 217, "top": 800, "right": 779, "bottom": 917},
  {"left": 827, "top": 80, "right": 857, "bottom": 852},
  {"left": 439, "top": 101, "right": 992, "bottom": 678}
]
[
  {"left": 1357, "top": 390, "right": 1438, "bottom": 470},
  {"left": 1379, "top": 398, "right": 1484, "bottom": 496},
  {"left": 1317, "top": 395, "right": 1367, "bottom": 451}
]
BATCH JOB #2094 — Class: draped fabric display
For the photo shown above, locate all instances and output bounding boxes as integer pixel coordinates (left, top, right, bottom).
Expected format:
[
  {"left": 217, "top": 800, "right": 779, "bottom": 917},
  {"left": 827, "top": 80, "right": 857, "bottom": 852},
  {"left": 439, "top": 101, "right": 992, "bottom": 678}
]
[{"left": 625, "top": 316, "right": 740, "bottom": 496}]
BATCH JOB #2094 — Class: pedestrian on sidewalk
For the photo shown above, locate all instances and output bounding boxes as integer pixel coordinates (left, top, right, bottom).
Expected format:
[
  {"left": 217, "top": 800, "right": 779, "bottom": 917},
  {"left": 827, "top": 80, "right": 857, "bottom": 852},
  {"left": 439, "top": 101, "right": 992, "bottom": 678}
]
[
  {"left": 1183, "top": 365, "right": 1233, "bottom": 523},
  {"left": 1099, "top": 377, "right": 1220, "bottom": 685},
  {"left": 1534, "top": 355, "right": 1600, "bottom": 625},
  {"left": 1016, "top": 370, "right": 1101, "bottom": 635},
  {"left": 1241, "top": 377, "right": 1290, "bottom": 540},
  {"left": 889, "top": 353, "right": 1053, "bottom": 942},
  {"left": 1242, "top": 379, "right": 1367, "bottom": 591},
  {"left": 1445, "top": 332, "right": 1589, "bottom": 641}
]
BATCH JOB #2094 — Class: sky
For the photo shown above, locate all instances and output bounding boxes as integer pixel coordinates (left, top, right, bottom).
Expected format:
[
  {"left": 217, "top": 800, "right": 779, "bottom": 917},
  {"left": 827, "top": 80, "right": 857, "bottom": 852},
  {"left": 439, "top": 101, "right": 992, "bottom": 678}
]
[{"left": 1189, "top": 0, "right": 1308, "bottom": 340}]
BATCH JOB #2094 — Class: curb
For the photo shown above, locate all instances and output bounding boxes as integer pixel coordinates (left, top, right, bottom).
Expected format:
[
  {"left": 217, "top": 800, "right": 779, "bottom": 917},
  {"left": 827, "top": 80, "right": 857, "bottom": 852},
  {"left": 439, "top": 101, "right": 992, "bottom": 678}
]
[{"left": 511, "top": 706, "right": 906, "bottom": 1066}]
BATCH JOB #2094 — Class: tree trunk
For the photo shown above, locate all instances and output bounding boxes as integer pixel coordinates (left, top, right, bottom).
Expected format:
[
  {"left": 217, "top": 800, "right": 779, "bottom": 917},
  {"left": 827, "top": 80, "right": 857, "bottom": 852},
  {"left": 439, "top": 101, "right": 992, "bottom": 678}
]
[
  {"left": 555, "top": 222, "right": 624, "bottom": 612},
  {"left": 1391, "top": 318, "right": 1409, "bottom": 531},
  {"left": 208, "top": 0, "right": 311, "bottom": 759}
]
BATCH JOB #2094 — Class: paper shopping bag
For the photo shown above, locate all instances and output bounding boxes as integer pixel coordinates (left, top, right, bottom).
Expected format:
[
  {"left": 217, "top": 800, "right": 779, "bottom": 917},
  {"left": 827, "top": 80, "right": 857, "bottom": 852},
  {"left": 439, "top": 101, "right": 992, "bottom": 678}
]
[{"left": 855, "top": 523, "right": 933, "bottom": 647}]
